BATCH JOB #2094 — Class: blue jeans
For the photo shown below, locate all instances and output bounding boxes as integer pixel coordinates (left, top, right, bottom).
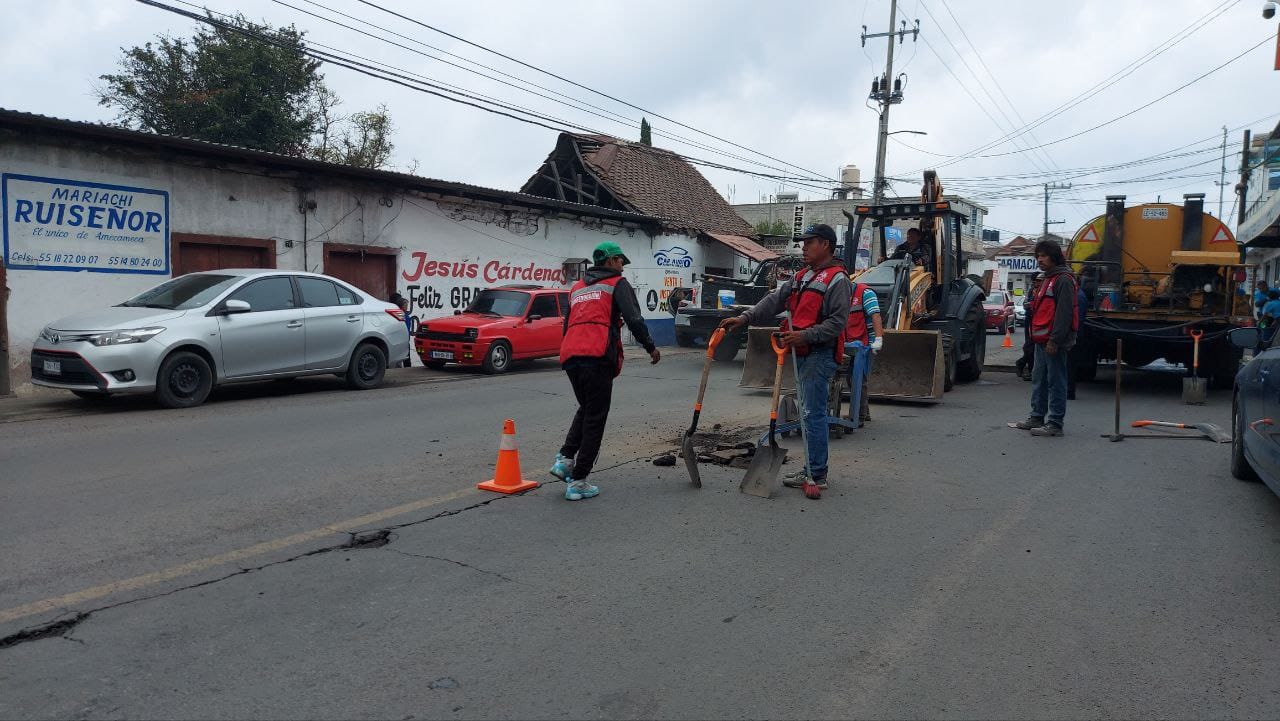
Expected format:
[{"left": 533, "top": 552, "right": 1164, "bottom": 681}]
[
  {"left": 795, "top": 351, "right": 838, "bottom": 478},
  {"left": 1030, "top": 344, "right": 1068, "bottom": 426}
]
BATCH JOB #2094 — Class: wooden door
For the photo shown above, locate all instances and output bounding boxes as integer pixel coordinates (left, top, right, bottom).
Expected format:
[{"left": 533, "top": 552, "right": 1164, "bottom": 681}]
[
  {"left": 172, "top": 234, "right": 274, "bottom": 276},
  {"left": 323, "top": 244, "right": 397, "bottom": 301}
]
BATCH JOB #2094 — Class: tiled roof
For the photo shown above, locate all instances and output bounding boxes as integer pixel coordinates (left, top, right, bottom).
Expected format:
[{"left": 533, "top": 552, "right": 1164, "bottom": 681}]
[
  {"left": 705, "top": 233, "right": 779, "bottom": 262},
  {"left": 533, "top": 133, "right": 755, "bottom": 237},
  {"left": 0, "top": 108, "right": 662, "bottom": 228}
]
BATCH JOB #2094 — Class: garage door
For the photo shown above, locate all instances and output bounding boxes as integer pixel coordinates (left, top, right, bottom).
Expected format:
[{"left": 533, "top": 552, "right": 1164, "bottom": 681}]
[
  {"left": 323, "top": 244, "right": 397, "bottom": 301},
  {"left": 172, "top": 234, "right": 273, "bottom": 276}
]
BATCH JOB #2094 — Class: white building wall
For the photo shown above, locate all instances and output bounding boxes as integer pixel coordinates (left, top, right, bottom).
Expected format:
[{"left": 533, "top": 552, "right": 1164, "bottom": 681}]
[{"left": 2, "top": 137, "right": 691, "bottom": 394}]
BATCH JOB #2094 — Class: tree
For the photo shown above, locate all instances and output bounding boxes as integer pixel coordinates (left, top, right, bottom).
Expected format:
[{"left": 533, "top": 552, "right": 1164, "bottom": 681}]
[
  {"left": 640, "top": 117, "right": 652, "bottom": 146},
  {"left": 97, "top": 13, "right": 397, "bottom": 169},
  {"left": 754, "top": 219, "right": 791, "bottom": 236}
]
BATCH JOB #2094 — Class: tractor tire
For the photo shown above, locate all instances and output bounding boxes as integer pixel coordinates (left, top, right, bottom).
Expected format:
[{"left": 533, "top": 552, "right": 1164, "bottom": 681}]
[
  {"left": 943, "top": 334, "right": 957, "bottom": 392},
  {"left": 956, "top": 304, "right": 985, "bottom": 383}
]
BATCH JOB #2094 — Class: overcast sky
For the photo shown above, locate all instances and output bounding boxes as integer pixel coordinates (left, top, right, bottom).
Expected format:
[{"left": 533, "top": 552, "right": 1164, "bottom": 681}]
[{"left": 1, "top": 0, "right": 1277, "bottom": 240}]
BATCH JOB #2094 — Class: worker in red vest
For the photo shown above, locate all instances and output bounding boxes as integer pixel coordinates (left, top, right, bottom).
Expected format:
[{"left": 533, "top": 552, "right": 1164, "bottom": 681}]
[
  {"left": 721, "top": 224, "right": 851, "bottom": 495},
  {"left": 551, "top": 241, "right": 660, "bottom": 501},
  {"left": 846, "top": 280, "right": 884, "bottom": 422},
  {"left": 1009, "top": 240, "right": 1078, "bottom": 437}
]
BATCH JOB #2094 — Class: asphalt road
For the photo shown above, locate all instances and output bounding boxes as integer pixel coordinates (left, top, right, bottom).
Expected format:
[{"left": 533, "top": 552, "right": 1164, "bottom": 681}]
[{"left": 3, "top": 348, "right": 1279, "bottom": 719}]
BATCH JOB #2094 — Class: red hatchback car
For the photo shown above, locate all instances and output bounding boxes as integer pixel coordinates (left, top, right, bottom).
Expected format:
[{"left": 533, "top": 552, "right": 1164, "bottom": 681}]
[
  {"left": 983, "top": 289, "right": 1015, "bottom": 333},
  {"left": 415, "top": 285, "right": 568, "bottom": 373}
]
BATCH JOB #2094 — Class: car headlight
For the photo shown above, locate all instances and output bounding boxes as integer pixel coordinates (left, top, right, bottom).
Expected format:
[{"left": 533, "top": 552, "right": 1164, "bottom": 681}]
[
  {"left": 89, "top": 327, "right": 166, "bottom": 346},
  {"left": 464, "top": 328, "right": 478, "bottom": 340}
]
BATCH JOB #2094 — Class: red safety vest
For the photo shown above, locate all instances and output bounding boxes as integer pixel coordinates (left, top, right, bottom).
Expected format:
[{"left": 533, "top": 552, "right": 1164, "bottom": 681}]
[
  {"left": 846, "top": 282, "right": 871, "bottom": 345},
  {"left": 786, "top": 264, "right": 849, "bottom": 362},
  {"left": 560, "top": 275, "right": 625, "bottom": 375},
  {"left": 1030, "top": 272, "right": 1079, "bottom": 344}
]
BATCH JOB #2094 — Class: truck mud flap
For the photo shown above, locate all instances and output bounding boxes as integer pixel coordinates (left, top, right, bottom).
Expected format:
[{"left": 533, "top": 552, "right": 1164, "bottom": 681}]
[
  {"left": 739, "top": 327, "right": 795, "bottom": 390},
  {"left": 868, "top": 329, "right": 944, "bottom": 403}
]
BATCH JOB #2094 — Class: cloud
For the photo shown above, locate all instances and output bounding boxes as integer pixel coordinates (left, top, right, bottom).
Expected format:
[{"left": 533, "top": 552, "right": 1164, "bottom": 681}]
[{"left": 0, "top": 0, "right": 1275, "bottom": 238}]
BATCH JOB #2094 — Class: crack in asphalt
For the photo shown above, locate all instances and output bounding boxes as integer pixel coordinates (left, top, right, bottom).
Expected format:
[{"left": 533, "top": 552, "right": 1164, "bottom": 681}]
[
  {"left": 385, "top": 548, "right": 518, "bottom": 583},
  {"left": 0, "top": 492, "right": 536, "bottom": 651},
  {"left": 1, "top": 447, "right": 692, "bottom": 651}
]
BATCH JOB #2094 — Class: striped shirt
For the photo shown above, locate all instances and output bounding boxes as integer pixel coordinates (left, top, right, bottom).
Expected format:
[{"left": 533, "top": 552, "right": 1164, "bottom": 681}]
[{"left": 857, "top": 286, "right": 880, "bottom": 343}]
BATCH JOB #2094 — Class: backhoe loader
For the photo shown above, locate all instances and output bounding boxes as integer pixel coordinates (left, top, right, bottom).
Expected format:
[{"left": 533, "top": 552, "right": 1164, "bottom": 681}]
[{"left": 739, "top": 171, "right": 986, "bottom": 403}]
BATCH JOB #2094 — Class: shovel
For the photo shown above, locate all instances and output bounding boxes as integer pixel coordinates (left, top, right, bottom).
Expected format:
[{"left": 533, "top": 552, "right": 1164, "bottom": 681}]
[
  {"left": 1183, "top": 329, "right": 1207, "bottom": 405},
  {"left": 682, "top": 328, "right": 726, "bottom": 488},
  {"left": 740, "top": 333, "right": 787, "bottom": 498},
  {"left": 1129, "top": 420, "right": 1232, "bottom": 443}
]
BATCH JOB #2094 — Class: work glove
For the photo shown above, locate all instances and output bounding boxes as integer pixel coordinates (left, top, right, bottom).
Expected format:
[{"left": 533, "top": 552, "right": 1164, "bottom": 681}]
[{"left": 870, "top": 337, "right": 883, "bottom": 353}]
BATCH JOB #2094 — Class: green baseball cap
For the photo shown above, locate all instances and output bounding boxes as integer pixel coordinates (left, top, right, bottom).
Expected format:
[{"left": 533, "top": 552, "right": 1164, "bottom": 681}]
[{"left": 592, "top": 241, "right": 631, "bottom": 265}]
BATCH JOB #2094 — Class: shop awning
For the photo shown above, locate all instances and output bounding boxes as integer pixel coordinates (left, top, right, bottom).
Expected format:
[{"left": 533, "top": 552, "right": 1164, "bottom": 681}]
[
  {"left": 1241, "top": 191, "right": 1280, "bottom": 248},
  {"left": 705, "top": 233, "right": 780, "bottom": 262}
]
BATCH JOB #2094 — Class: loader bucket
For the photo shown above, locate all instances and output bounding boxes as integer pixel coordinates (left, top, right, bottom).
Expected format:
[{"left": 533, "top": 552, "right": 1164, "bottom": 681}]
[
  {"left": 868, "top": 329, "right": 944, "bottom": 403},
  {"left": 740, "top": 327, "right": 794, "bottom": 390}
]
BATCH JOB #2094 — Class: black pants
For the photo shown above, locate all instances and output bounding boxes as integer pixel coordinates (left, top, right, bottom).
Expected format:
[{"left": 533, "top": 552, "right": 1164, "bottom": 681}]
[{"left": 559, "top": 362, "right": 615, "bottom": 481}]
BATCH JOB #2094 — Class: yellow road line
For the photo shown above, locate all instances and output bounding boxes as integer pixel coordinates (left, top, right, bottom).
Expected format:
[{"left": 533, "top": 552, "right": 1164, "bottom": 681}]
[{"left": 0, "top": 486, "right": 481, "bottom": 625}]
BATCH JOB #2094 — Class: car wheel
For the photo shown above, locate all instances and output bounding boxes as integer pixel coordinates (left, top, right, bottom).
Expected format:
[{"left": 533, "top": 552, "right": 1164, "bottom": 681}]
[
  {"left": 675, "top": 330, "right": 696, "bottom": 348},
  {"left": 712, "top": 336, "right": 740, "bottom": 362},
  {"left": 424, "top": 359, "right": 447, "bottom": 370},
  {"left": 482, "top": 340, "right": 512, "bottom": 374},
  {"left": 1231, "top": 392, "right": 1259, "bottom": 481},
  {"left": 155, "top": 351, "right": 213, "bottom": 409},
  {"left": 346, "top": 342, "right": 387, "bottom": 390}
]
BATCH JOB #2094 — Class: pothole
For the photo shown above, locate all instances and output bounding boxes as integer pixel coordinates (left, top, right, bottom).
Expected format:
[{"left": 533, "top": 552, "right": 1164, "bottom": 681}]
[
  {"left": 341, "top": 530, "right": 393, "bottom": 549},
  {"left": 0, "top": 613, "right": 90, "bottom": 650}
]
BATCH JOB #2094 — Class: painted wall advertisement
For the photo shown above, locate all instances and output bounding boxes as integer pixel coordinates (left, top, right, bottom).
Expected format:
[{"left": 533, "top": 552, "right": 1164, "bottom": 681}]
[{"left": 2, "top": 174, "right": 169, "bottom": 274}]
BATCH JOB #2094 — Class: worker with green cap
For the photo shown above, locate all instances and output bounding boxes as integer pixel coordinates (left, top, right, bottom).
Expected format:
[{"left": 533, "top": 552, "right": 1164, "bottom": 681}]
[{"left": 551, "top": 241, "right": 661, "bottom": 501}]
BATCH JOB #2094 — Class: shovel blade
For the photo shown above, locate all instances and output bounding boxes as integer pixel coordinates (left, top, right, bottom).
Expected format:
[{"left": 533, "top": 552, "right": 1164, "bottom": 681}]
[
  {"left": 681, "top": 435, "right": 701, "bottom": 487},
  {"left": 1195, "top": 422, "right": 1232, "bottom": 443},
  {"left": 739, "top": 443, "right": 785, "bottom": 498},
  {"left": 1182, "top": 377, "right": 1207, "bottom": 405}
]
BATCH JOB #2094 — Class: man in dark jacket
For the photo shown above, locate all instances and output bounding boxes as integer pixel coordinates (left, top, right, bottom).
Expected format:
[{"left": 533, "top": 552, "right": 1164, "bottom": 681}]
[
  {"left": 1009, "top": 240, "right": 1076, "bottom": 437},
  {"left": 888, "top": 227, "right": 935, "bottom": 273},
  {"left": 550, "top": 241, "right": 660, "bottom": 501}
]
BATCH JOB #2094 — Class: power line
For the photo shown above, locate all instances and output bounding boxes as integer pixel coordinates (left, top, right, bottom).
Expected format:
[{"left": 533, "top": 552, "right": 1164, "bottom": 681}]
[
  {"left": 895, "top": 0, "right": 1241, "bottom": 174},
  {"left": 352, "top": 0, "right": 837, "bottom": 182},
  {"left": 143, "top": 1, "right": 843, "bottom": 198},
  {"left": 271, "top": 0, "right": 836, "bottom": 184}
]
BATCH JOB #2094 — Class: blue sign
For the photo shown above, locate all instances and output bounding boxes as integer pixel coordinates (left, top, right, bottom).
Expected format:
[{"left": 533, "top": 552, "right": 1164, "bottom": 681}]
[
  {"left": 3, "top": 174, "right": 170, "bottom": 274},
  {"left": 654, "top": 245, "right": 692, "bottom": 268}
]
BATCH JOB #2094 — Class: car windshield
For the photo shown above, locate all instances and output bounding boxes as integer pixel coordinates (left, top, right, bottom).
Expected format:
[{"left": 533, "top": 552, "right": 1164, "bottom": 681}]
[
  {"left": 466, "top": 290, "right": 530, "bottom": 317},
  {"left": 986, "top": 291, "right": 1008, "bottom": 304},
  {"left": 119, "top": 274, "right": 240, "bottom": 310}
]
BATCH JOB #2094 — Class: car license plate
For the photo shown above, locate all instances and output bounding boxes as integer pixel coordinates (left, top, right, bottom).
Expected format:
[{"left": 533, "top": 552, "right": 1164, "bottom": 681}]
[
  {"left": 675, "top": 314, "right": 691, "bottom": 326},
  {"left": 42, "top": 360, "right": 62, "bottom": 375},
  {"left": 430, "top": 350, "right": 454, "bottom": 360}
]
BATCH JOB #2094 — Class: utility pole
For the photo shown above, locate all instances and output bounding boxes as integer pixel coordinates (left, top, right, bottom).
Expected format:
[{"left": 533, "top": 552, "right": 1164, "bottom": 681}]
[
  {"left": 1214, "top": 125, "right": 1229, "bottom": 218},
  {"left": 1043, "top": 182, "right": 1071, "bottom": 240},
  {"left": 864, "top": 2, "right": 920, "bottom": 206}
]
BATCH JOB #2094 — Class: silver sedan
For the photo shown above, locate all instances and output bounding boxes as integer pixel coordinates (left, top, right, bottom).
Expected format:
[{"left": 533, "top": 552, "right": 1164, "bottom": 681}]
[{"left": 31, "top": 269, "right": 410, "bottom": 408}]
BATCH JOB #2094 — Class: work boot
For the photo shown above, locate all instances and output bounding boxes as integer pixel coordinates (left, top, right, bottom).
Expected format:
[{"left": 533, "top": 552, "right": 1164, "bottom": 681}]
[
  {"left": 1008, "top": 416, "right": 1044, "bottom": 430},
  {"left": 564, "top": 478, "right": 600, "bottom": 501},
  {"left": 549, "top": 453, "right": 571, "bottom": 480},
  {"left": 1030, "top": 423, "right": 1064, "bottom": 437},
  {"left": 782, "top": 469, "right": 828, "bottom": 489}
]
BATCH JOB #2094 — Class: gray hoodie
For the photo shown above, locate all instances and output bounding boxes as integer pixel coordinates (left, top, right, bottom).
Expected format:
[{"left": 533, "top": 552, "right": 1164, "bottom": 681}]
[{"left": 739, "top": 260, "right": 852, "bottom": 349}]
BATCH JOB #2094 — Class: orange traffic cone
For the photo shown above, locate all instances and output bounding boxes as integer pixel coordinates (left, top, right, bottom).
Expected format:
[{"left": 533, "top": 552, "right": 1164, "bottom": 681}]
[
  {"left": 478, "top": 419, "right": 539, "bottom": 494},
  {"left": 1001, "top": 323, "right": 1014, "bottom": 349}
]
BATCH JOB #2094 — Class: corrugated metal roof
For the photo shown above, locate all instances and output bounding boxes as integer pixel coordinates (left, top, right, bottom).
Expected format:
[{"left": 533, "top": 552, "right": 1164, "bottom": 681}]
[
  {"left": 0, "top": 108, "right": 663, "bottom": 227},
  {"left": 705, "top": 233, "right": 780, "bottom": 262}
]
